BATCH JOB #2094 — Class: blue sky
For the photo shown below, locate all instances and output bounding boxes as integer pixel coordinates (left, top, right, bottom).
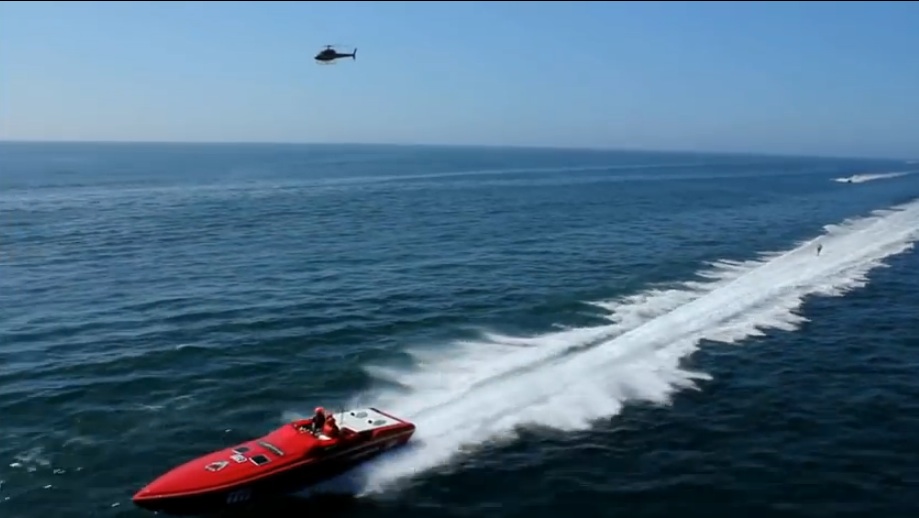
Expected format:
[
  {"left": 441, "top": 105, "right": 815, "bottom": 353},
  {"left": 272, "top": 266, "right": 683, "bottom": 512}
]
[{"left": 1, "top": 1, "right": 918, "bottom": 158}]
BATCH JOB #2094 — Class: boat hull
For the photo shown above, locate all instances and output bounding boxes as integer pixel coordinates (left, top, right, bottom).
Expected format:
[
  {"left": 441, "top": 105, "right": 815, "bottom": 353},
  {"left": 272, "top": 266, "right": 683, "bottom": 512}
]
[
  {"left": 133, "top": 407, "right": 414, "bottom": 515},
  {"left": 134, "top": 446, "right": 394, "bottom": 515}
]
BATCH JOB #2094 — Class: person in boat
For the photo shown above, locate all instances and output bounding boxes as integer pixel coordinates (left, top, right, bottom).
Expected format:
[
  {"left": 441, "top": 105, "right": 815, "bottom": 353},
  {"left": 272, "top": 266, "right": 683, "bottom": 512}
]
[
  {"left": 322, "top": 414, "right": 340, "bottom": 438},
  {"left": 310, "top": 407, "right": 327, "bottom": 434}
]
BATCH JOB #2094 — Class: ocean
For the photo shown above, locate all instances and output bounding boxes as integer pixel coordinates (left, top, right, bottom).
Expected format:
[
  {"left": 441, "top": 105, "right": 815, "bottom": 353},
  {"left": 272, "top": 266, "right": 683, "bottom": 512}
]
[{"left": 1, "top": 142, "right": 918, "bottom": 517}]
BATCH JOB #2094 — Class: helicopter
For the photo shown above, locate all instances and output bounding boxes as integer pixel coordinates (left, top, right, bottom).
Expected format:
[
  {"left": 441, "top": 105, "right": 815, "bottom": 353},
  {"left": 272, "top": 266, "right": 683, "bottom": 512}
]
[{"left": 314, "top": 44, "right": 357, "bottom": 64}]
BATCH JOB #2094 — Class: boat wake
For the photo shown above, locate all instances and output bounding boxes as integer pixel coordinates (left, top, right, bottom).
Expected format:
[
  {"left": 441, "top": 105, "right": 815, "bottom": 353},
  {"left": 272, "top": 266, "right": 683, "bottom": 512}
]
[
  {"left": 301, "top": 198, "right": 919, "bottom": 497},
  {"left": 834, "top": 170, "right": 916, "bottom": 183}
]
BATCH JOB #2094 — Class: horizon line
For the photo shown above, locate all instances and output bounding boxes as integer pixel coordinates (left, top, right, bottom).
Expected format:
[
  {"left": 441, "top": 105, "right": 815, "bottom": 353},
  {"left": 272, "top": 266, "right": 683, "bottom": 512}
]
[{"left": 0, "top": 138, "right": 909, "bottom": 162}]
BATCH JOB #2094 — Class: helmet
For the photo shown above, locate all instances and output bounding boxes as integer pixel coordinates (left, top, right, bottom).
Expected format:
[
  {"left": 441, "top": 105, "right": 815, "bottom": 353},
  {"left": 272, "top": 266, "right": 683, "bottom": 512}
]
[{"left": 314, "top": 406, "right": 325, "bottom": 414}]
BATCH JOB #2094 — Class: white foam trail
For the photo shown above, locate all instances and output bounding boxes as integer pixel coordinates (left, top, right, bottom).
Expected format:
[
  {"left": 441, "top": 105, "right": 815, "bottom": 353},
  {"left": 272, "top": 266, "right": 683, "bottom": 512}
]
[
  {"left": 834, "top": 170, "right": 916, "bottom": 183},
  {"left": 326, "top": 199, "right": 919, "bottom": 495},
  {"left": 362, "top": 271, "right": 760, "bottom": 418}
]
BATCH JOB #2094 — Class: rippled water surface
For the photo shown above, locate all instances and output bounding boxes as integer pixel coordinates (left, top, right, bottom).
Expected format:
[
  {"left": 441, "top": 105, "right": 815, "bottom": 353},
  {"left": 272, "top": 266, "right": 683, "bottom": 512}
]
[{"left": 2, "top": 142, "right": 919, "bottom": 517}]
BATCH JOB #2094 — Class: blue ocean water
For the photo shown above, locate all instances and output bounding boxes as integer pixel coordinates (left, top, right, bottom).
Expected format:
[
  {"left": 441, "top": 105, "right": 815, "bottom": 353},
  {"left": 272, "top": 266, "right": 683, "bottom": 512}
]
[{"left": 2, "top": 142, "right": 919, "bottom": 517}]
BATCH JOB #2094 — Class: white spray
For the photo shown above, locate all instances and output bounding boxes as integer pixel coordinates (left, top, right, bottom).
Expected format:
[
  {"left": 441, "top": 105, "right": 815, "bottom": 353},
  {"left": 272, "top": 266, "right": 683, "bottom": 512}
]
[{"left": 304, "top": 199, "right": 919, "bottom": 496}]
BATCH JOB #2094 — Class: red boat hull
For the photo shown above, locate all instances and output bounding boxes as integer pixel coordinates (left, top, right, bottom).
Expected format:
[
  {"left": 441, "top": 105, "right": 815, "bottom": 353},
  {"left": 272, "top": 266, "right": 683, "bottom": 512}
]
[{"left": 133, "top": 407, "right": 415, "bottom": 515}]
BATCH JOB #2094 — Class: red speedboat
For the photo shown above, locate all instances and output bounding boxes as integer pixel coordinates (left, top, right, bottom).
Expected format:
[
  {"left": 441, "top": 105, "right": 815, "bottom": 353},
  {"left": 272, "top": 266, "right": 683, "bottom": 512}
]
[{"left": 132, "top": 407, "right": 415, "bottom": 515}]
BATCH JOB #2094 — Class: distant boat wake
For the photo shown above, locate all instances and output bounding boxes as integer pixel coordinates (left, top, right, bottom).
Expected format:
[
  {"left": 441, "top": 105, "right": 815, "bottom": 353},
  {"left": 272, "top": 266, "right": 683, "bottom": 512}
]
[{"left": 834, "top": 170, "right": 915, "bottom": 184}]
